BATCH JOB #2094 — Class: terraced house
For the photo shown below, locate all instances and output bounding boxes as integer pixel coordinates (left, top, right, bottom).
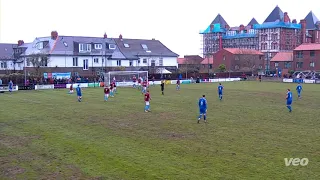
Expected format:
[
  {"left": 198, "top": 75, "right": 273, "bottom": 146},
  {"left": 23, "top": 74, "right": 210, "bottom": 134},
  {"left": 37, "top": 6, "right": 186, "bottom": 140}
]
[{"left": 2, "top": 31, "right": 178, "bottom": 76}]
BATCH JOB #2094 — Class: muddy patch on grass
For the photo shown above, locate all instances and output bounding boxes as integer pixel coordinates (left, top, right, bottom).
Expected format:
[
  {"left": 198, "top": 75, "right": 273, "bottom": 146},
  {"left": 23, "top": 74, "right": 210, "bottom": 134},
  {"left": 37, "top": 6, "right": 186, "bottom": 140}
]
[
  {"left": 43, "top": 165, "right": 90, "bottom": 180},
  {"left": 0, "top": 134, "right": 40, "bottom": 148},
  {"left": 159, "top": 132, "right": 196, "bottom": 140},
  {"left": 2, "top": 166, "right": 25, "bottom": 177}
]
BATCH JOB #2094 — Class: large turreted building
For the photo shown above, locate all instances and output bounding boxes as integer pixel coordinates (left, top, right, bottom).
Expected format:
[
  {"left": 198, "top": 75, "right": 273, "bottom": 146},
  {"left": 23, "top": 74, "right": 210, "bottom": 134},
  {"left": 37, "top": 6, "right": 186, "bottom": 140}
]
[{"left": 200, "top": 5, "right": 320, "bottom": 73}]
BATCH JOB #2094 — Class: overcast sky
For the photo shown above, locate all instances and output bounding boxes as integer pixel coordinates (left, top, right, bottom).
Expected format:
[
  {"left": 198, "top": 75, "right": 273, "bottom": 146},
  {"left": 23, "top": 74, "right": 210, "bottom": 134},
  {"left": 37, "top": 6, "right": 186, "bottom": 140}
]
[{"left": 0, "top": 0, "right": 319, "bottom": 57}]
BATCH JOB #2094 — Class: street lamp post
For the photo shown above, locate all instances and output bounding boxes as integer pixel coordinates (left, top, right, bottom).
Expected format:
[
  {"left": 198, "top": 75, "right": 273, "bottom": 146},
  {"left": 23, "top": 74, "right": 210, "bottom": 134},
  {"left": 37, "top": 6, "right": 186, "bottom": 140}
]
[{"left": 146, "top": 50, "right": 151, "bottom": 75}]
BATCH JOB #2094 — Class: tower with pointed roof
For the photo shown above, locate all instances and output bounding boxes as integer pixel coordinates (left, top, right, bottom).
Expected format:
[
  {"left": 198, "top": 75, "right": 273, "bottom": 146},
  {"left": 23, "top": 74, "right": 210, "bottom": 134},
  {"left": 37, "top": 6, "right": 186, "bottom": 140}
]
[{"left": 303, "top": 11, "right": 320, "bottom": 43}]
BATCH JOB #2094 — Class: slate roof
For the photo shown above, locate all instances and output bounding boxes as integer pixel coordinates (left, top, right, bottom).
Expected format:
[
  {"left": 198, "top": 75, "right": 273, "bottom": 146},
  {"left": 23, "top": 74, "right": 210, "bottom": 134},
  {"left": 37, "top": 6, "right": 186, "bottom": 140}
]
[
  {"left": 304, "top": 11, "right": 319, "bottom": 30},
  {"left": 264, "top": 6, "right": 284, "bottom": 23},
  {"left": 247, "top": 18, "right": 259, "bottom": 26},
  {"left": 211, "top": 14, "right": 229, "bottom": 28},
  {"left": 114, "top": 38, "right": 179, "bottom": 59},
  {"left": 0, "top": 43, "right": 15, "bottom": 60},
  {"left": 270, "top": 52, "right": 293, "bottom": 62},
  {"left": 22, "top": 35, "right": 178, "bottom": 60}
]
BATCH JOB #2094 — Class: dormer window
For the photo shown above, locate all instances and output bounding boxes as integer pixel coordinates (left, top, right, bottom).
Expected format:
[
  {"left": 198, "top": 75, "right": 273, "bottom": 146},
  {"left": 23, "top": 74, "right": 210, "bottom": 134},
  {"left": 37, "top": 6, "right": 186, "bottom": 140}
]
[
  {"left": 37, "top": 42, "right": 43, "bottom": 50},
  {"left": 79, "top": 43, "right": 91, "bottom": 52},
  {"left": 124, "top": 43, "right": 129, "bottom": 48},
  {"left": 141, "top": 44, "right": 148, "bottom": 50},
  {"left": 94, "top": 44, "right": 102, "bottom": 49},
  {"left": 109, "top": 44, "right": 116, "bottom": 49}
]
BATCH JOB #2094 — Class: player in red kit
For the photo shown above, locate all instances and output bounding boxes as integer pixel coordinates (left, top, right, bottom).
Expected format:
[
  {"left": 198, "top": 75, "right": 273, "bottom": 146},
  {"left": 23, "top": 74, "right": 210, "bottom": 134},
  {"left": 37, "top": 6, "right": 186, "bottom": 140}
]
[
  {"left": 104, "top": 86, "right": 110, "bottom": 101},
  {"left": 132, "top": 75, "right": 137, "bottom": 88},
  {"left": 110, "top": 83, "right": 114, "bottom": 97},
  {"left": 112, "top": 81, "right": 117, "bottom": 93},
  {"left": 176, "top": 79, "right": 180, "bottom": 90},
  {"left": 142, "top": 80, "right": 147, "bottom": 94},
  {"left": 144, "top": 90, "right": 151, "bottom": 112},
  {"left": 69, "top": 84, "right": 74, "bottom": 94},
  {"left": 137, "top": 78, "right": 142, "bottom": 90}
]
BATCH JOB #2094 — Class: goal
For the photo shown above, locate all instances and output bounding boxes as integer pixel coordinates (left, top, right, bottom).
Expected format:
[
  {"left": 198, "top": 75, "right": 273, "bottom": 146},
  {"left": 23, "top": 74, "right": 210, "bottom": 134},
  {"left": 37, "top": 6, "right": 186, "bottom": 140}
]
[{"left": 103, "top": 71, "right": 148, "bottom": 87}]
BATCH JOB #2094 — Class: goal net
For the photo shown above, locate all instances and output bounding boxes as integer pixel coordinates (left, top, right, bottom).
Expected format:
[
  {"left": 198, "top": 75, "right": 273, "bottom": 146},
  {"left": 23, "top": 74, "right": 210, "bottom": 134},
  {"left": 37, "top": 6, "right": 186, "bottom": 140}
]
[{"left": 103, "top": 71, "right": 148, "bottom": 87}]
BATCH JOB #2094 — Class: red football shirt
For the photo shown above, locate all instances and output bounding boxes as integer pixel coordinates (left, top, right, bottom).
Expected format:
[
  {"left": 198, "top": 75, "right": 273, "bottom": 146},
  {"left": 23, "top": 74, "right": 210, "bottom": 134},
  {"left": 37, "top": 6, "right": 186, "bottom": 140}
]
[
  {"left": 144, "top": 93, "right": 150, "bottom": 101},
  {"left": 104, "top": 87, "right": 110, "bottom": 94}
]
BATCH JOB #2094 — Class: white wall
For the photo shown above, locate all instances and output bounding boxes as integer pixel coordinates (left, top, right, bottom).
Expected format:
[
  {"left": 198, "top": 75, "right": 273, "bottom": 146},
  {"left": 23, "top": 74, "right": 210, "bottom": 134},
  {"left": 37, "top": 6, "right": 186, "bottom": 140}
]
[
  {"left": 23, "top": 55, "right": 178, "bottom": 69},
  {"left": 0, "top": 60, "right": 24, "bottom": 70}
]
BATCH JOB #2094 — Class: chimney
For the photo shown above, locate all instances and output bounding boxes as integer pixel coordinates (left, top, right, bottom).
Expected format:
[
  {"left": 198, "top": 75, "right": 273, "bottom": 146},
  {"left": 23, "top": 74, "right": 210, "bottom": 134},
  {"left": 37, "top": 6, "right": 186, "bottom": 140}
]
[
  {"left": 51, "top": 31, "right": 58, "bottom": 40},
  {"left": 239, "top": 24, "right": 245, "bottom": 31},
  {"left": 119, "top": 34, "right": 123, "bottom": 40},
  {"left": 18, "top": 40, "right": 24, "bottom": 46},
  {"left": 292, "top": 19, "right": 297, "bottom": 24},
  {"left": 284, "top": 12, "right": 290, "bottom": 23},
  {"left": 103, "top": 33, "right": 108, "bottom": 38},
  {"left": 300, "top": 19, "right": 307, "bottom": 43},
  {"left": 225, "top": 24, "right": 230, "bottom": 30},
  {"left": 210, "top": 24, "right": 214, "bottom": 32}
]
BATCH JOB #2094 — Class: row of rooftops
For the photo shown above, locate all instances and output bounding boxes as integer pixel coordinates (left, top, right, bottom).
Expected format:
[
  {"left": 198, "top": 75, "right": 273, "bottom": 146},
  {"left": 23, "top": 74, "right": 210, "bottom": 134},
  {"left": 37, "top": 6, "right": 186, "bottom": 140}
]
[
  {"left": 0, "top": 31, "right": 179, "bottom": 61},
  {"left": 179, "top": 44, "right": 320, "bottom": 64},
  {"left": 201, "top": 5, "right": 320, "bottom": 34}
]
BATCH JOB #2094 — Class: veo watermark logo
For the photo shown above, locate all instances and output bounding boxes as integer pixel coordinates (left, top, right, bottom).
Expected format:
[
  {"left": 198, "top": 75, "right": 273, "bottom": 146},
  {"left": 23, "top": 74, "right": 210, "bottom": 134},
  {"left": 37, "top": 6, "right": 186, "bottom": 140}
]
[{"left": 284, "top": 158, "right": 309, "bottom": 166}]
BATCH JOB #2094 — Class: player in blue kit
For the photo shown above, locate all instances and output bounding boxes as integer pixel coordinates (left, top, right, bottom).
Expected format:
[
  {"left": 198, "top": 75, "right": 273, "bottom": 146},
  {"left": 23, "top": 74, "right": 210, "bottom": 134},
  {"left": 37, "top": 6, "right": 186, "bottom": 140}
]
[
  {"left": 296, "top": 83, "right": 302, "bottom": 99},
  {"left": 286, "top": 89, "right": 293, "bottom": 112},
  {"left": 197, "top": 95, "right": 207, "bottom": 123},
  {"left": 218, "top": 83, "right": 223, "bottom": 100},
  {"left": 76, "top": 85, "right": 82, "bottom": 102},
  {"left": 8, "top": 80, "right": 13, "bottom": 93}
]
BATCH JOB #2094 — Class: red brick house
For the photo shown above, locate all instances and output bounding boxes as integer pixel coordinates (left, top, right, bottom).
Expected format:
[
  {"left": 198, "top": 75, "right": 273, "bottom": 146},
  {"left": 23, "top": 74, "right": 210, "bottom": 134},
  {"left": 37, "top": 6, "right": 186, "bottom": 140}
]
[
  {"left": 212, "top": 48, "right": 264, "bottom": 72},
  {"left": 200, "top": 57, "right": 213, "bottom": 73},
  {"left": 293, "top": 43, "right": 320, "bottom": 71},
  {"left": 178, "top": 55, "right": 203, "bottom": 73},
  {"left": 270, "top": 52, "right": 293, "bottom": 74}
]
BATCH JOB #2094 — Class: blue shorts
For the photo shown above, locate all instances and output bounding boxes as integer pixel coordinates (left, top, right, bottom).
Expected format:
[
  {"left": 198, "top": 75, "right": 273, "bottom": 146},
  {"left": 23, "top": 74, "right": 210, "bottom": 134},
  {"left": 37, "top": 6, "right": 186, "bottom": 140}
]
[
  {"left": 77, "top": 93, "right": 82, "bottom": 96},
  {"left": 286, "top": 100, "right": 292, "bottom": 105},
  {"left": 200, "top": 108, "right": 206, "bottom": 114},
  {"left": 218, "top": 91, "right": 222, "bottom": 95}
]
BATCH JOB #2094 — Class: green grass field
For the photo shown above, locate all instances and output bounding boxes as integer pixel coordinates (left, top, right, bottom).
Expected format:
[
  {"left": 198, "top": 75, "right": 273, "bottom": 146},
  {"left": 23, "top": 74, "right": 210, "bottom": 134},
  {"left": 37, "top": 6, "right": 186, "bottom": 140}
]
[{"left": 0, "top": 82, "right": 319, "bottom": 179}]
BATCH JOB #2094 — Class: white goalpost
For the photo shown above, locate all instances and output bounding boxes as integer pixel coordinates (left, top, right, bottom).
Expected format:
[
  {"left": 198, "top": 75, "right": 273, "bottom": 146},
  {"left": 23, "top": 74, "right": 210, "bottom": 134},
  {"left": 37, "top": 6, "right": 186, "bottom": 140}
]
[{"left": 103, "top": 71, "right": 149, "bottom": 87}]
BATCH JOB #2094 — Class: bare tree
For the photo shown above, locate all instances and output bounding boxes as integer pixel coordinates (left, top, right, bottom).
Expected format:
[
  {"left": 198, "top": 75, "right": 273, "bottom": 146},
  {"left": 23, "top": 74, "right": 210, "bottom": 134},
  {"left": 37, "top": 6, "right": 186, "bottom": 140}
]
[
  {"left": 28, "top": 53, "right": 50, "bottom": 77},
  {"left": 234, "top": 49, "right": 263, "bottom": 74},
  {"left": 178, "top": 56, "right": 202, "bottom": 78}
]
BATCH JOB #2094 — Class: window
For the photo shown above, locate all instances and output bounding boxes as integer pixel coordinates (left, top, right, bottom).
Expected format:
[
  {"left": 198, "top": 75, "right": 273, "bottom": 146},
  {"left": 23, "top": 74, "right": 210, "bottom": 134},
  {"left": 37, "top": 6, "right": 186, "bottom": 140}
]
[
  {"left": 102, "top": 58, "right": 104, "bottom": 63},
  {"left": 159, "top": 57, "right": 163, "bottom": 66},
  {"left": 87, "top": 44, "right": 91, "bottom": 52},
  {"left": 83, "top": 59, "right": 89, "bottom": 70},
  {"left": 284, "top": 62, "right": 291, "bottom": 68},
  {"left": 151, "top": 60, "right": 155, "bottom": 67},
  {"left": 40, "top": 57, "right": 48, "bottom": 67},
  {"left": 209, "top": 64, "right": 213, "bottom": 69},
  {"left": 117, "top": 60, "right": 121, "bottom": 66},
  {"left": 109, "top": 44, "right": 116, "bottom": 49},
  {"left": 37, "top": 42, "right": 43, "bottom": 49},
  {"left": 143, "top": 58, "right": 147, "bottom": 63},
  {"left": 124, "top": 43, "right": 129, "bottom": 48},
  {"left": 73, "top": 57, "right": 78, "bottom": 66},
  {"left": 27, "top": 58, "right": 31, "bottom": 66},
  {"left": 138, "top": 60, "right": 140, "bottom": 64},
  {"left": 94, "top": 44, "right": 102, "bottom": 49},
  {"left": 310, "top": 51, "right": 315, "bottom": 57},
  {"left": 296, "top": 51, "right": 303, "bottom": 58},
  {"left": 235, "top": 65, "right": 239, "bottom": 70},
  {"left": 0, "top": 62, "right": 7, "bottom": 68},
  {"left": 141, "top": 44, "right": 148, "bottom": 50},
  {"left": 296, "top": 62, "right": 303, "bottom": 68},
  {"left": 310, "top": 62, "right": 315, "bottom": 67},
  {"left": 223, "top": 56, "right": 226, "bottom": 61},
  {"left": 129, "top": 60, "right": 133, "bottom": 66},
  {"left": 94, "top": 58, "right": 99, "bottom": 63},
  {"left": 79, "top": 44, "right": 91, "bottom": 52},
  {"left": 275, "top": 62, "right": 279, "bottom": 67}
]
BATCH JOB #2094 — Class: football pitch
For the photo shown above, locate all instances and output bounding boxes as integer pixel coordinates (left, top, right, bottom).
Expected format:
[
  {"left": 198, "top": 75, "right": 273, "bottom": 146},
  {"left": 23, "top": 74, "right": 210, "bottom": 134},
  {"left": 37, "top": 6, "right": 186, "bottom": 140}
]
[{"left": 0, "top": 81, "right": 319, "bottom": 179}]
